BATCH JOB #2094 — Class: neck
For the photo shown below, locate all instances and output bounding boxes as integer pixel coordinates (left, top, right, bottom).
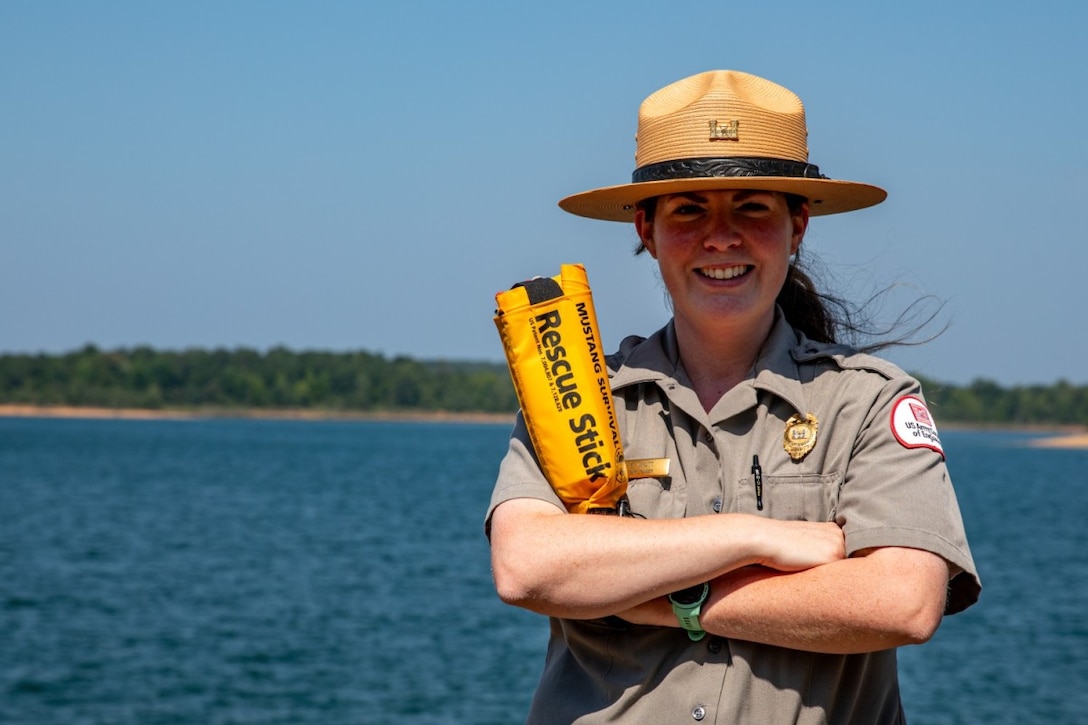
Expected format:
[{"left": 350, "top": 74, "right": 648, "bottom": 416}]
[{"left": 674, "top": 312, "right": 775, "bottom": 412}]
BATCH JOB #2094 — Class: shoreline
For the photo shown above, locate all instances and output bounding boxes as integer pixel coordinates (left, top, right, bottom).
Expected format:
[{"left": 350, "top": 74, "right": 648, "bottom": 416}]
[
  {"left": 1025, "top": 433, "right": 1088, "bottom": 449},
  {"left": 0, "top": 404, "right": 515, "bottom": 426},
  {"left": 939, "top": 422, "right": 1088, "bottom": 448},
  {"left": 2, "top": 404, "right": 1085, "bottom": 447}
]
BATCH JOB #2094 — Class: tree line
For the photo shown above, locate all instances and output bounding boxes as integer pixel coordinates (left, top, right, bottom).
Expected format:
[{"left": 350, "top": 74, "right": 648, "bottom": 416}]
[
  {"left": 914, "top": 374, "right": 1088, "bottom": 427},
  {"left": 0, "top": 345, "right": 1085, "bottom": 426},
  {"left": 0, "top": 344, "right": 518, "bottom": 414}
]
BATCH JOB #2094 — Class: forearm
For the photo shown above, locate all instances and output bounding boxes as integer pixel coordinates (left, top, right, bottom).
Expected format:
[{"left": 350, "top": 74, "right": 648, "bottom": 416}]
[
  {"left": 489, "top": 498, "right": 844, "bottom": 619},
  {"left": 490, "top": 502, "right": 763, "bottom": 619},
  {"left": 702, "top": 547, "right": 951, "bottom": 654}
]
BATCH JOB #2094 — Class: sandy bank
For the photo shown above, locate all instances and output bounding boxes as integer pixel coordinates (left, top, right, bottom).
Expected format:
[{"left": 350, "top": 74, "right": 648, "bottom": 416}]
[
  {"left": 1027, "top": 433, "right": 1088, "bottom": 449},
  {"left": 0, "top": 404, "right": 515, "bottom": 426}
]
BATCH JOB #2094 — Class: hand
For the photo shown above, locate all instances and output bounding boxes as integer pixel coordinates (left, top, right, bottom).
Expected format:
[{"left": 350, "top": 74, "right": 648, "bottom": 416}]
[{"left": 753, "top": 519, "right": 845, "bottom": 572}]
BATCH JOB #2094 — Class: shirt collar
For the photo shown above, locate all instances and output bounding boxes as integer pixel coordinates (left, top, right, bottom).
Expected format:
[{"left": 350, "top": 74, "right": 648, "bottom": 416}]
[{"left": 609, "top": 308, "right": 809, "bottom": 421}]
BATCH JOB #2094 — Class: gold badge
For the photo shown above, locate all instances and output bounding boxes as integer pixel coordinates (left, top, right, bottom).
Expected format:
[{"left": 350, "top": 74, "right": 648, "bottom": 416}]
[
  {"left": 708, "top": 119, "right": 739, "bottom": 140},
  {"left": 783, "top": 413, "right": 819, "bottom": 461}
]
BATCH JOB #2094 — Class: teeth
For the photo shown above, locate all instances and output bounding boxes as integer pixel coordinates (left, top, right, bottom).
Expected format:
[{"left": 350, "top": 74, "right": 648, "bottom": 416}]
[{"left": 701, "top": 265, "right": 748, "bottom": 280}]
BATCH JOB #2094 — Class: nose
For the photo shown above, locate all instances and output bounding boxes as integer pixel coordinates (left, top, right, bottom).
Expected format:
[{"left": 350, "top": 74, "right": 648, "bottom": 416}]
[{"left": 702, "top": 209, "right": 741, "bottom": 250}]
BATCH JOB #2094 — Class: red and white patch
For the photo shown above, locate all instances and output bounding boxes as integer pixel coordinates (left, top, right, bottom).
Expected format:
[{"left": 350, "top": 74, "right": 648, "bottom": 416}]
[{"left": 890, "top": 396, "right": 944, "bottom": 457}]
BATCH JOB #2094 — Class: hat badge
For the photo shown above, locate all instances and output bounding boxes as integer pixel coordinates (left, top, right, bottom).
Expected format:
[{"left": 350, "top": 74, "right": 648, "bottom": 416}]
[{"left": 708, "top": 119, "right": 739, "bottom": 141}]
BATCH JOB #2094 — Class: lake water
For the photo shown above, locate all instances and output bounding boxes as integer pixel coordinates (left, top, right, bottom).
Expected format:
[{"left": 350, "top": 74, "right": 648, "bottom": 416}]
[{"left": 1, "top": 418, "right": 1085, "bottom": 723}]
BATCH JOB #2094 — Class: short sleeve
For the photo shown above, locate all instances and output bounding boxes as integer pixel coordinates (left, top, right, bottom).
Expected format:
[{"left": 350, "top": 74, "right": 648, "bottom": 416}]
[
  {"left": 484, "top": 412, "right": 566, "bottom": 539},
  {"left": 837, "top": 376, "right": 981, "bottom": 614}
]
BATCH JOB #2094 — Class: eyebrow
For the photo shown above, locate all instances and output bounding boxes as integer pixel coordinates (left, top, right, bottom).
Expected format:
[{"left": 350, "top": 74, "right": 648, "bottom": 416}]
[
  {"left": 734, "top": 190, "right": 771, "bottom": 200},
  {"left": 666, "top": 190, "right": 773, "bottom": 203}
]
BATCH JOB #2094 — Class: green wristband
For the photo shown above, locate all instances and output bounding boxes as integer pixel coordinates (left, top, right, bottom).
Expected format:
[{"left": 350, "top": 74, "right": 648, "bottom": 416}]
[{"left": 668, "top": 582, "right": 709, "bottom": 641}]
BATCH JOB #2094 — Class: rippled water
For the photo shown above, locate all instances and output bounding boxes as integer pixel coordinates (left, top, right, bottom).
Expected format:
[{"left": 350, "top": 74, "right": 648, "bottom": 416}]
[{"left": 1, "top": 419, "right": 1084, "bottom": 723}]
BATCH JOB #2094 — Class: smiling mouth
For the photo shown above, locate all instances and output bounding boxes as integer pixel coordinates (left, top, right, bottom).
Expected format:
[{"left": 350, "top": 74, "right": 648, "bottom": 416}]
[{"left": 699, "top": 265, "right": 751, "bottom": 280}]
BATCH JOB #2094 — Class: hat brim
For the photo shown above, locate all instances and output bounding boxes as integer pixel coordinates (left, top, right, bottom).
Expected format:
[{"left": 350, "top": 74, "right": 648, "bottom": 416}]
[{"left": 559, "top": 177, "right": 887, "bottom": 222}]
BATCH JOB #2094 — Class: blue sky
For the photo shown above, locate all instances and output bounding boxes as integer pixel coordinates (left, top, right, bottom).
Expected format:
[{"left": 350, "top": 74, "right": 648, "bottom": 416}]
[{"left": 3, "top": 1, "right": 1085, "bottom": 386}]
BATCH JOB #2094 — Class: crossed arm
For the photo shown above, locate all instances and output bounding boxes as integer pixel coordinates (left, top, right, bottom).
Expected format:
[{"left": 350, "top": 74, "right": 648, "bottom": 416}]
[{"left": 489, "top": 497, "right": 950, "bottom": 655}]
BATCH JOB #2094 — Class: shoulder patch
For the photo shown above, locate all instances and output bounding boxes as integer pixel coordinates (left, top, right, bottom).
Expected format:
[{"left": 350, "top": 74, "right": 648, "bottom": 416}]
[{"left": 891, "top": 396, "right": 944, "bottom": 457}]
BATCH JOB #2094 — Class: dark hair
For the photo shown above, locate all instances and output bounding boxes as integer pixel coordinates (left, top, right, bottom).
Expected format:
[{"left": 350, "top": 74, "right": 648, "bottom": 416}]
[{"left": 634, "top": 193, "right": 944, "bottom": 350}]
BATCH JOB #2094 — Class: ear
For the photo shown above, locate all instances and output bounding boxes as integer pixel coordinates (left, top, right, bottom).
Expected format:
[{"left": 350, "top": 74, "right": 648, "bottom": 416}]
[
  {"left": 634, "top": 208, "right": 658, "bottom": 258},
  {"left": 789, "top": 202, "right": 810, "bottom": 256}
]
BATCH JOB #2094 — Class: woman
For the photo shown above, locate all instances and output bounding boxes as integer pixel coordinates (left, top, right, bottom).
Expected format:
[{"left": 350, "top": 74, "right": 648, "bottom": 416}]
[{"left": 486, "top": 70, "right": 980, "bottom": 724}]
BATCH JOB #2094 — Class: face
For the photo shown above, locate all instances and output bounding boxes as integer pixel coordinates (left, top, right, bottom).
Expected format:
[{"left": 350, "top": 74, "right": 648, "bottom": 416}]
[{"left": 635, "top": 189, "right": 808, "bottom": 338}]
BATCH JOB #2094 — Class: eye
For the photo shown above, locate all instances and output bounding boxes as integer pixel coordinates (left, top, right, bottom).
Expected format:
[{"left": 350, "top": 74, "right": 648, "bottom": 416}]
[
  {"left": 675, "top": 203, "right": 704, "bottom": 215},
  {"left": 663, "top": 199, "right": 706, "bottom": 218},
  {"left": 737, "top": 200, "right": 771, "bottom": 212}
]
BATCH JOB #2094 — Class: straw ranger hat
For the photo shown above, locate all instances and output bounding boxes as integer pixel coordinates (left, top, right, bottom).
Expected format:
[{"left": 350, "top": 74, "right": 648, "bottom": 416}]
[{"left": 559, "top": 70, "right": 886, "bottom": 222}]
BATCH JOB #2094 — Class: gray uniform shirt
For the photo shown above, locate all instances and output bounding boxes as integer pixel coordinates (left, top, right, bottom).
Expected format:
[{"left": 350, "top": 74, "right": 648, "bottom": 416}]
[{"left": 487, "top": 313, "right": 981, "bottom": 724}]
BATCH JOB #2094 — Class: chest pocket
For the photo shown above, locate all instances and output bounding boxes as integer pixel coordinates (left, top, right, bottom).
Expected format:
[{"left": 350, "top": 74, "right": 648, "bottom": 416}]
[{"left": 734, "top": 471, "right": 843, "bottom": 522}]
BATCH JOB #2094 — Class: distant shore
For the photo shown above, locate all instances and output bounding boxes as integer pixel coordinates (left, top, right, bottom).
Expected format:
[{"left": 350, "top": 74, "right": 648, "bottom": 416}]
[
  {"left": 938, "top": 423, "right": 1088, "bottom": 448},
  {"left": 0, "top": 404, "right": 515, "bottom": 426},
  {"left": 2, "top": 404, "right": 1085, "bottom": 447},
  {"left": 1025, "top": 433, "right": 1088, "bottom": 449}
]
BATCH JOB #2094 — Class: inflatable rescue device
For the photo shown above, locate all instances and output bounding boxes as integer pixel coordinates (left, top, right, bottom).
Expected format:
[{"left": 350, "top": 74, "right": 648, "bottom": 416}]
[{"left": 494, "top": 264, "right": 631, "bottom": 515}]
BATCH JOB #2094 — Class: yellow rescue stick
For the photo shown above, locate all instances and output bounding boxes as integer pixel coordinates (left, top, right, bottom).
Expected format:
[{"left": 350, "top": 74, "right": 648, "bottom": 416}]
[{"left": 494, "top": 264, "right": 630, "bottom": 515}]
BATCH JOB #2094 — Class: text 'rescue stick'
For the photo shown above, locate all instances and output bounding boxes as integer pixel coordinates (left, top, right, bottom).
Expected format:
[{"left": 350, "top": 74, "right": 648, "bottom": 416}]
[{"left": 493, "top": 264, "right": 629, "bottom": 514}]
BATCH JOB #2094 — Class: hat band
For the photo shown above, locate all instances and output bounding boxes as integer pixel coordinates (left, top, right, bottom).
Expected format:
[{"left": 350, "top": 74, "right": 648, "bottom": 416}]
[{"left": 632, "top": 157, "right": 827, "bottom": 184}]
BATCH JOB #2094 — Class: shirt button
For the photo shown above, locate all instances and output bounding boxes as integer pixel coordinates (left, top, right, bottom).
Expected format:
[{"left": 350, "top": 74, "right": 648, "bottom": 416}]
[
  {"left": 692, "top": 705, "right": 707, "bottom": 721},
  {"left": 712, "top": 498, "right": 722, "bottom": 513},
  {"left": 707, "top": 638, "right": 722, "bottom": 653}
]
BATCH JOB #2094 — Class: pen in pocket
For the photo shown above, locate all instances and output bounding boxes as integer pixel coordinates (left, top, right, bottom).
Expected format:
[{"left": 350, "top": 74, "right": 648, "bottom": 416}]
[{"left": 751, "top": 455, "right": 764, "bottom": 511}]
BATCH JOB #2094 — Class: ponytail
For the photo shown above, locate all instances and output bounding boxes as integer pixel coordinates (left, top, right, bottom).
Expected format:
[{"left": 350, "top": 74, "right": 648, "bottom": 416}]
[{"left": 777, "top": 262, "right": 839, "bottom": 344}]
